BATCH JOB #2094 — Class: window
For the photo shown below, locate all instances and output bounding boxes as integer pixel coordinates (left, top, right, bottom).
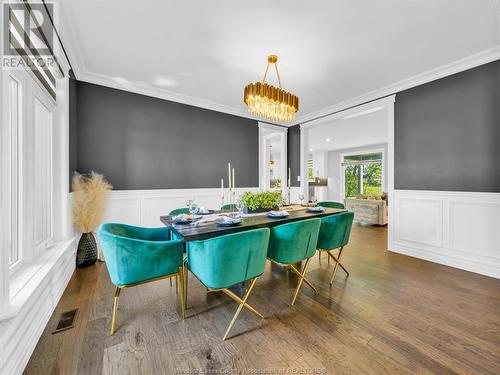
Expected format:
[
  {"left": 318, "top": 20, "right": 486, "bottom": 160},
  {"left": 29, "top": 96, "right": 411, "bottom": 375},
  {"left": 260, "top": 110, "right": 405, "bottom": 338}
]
[
  {"left": 3, "top": 68, "right": 56, "bottom": 274},
  {"left": 307, "top": 159, "right": 314, "bottom": 181},
  {"left": 343, "top": 152, "right": 383, "bottom": 198}
]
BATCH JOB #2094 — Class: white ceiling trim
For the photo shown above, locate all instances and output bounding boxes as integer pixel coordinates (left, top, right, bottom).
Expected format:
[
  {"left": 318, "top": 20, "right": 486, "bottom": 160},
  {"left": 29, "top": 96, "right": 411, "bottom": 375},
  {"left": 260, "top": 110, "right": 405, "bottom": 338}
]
[
  {"left": 77, "top": 69, "right": 257, "bottom": 119},
  {"left": 295, "top": 46, "right": 500, "bottom": 125},
  {"left": 74, "top": 45, "right": 500, "bottom": 128},
  {"left": 300, "top": 95, "right": 395, "bottom": 130},
  {"left": 58, "top": 4, "right": 283, "bottom": 123},
  {"left": 60, "top": 0, "right": 500, "bottom": 128}
]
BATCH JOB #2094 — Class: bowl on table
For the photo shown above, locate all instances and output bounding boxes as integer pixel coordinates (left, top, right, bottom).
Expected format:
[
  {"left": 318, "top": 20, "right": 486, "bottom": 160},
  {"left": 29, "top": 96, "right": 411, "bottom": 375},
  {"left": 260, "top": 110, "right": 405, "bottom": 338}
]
[
  {"left": 195, "top": 207, "right": 215, "bottom": 215},
  {"left": 307, "top": 206, "right": 325, "bottom": 213}
]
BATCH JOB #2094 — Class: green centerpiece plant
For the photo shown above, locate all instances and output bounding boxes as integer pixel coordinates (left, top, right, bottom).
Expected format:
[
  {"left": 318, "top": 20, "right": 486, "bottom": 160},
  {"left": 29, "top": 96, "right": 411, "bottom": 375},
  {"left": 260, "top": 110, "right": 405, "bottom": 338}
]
[{"left": 240, "top": 191, "right": 285, "bottom": 214}]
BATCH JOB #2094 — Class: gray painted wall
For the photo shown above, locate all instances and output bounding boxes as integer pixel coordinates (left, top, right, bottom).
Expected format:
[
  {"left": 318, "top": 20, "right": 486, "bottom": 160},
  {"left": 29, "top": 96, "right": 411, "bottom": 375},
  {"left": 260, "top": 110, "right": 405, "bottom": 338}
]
[
  {"left": 73, "top": 81, "right": 259, "bottom": 190},
  {"left": 287, "top": 125, "right": 301, "bottom": 187},
  {"left": 286, "top": 60, "right": 500, "bottom": 193},
  {"left": 395, "top": 60, "right": 500, "bottom": 192}
]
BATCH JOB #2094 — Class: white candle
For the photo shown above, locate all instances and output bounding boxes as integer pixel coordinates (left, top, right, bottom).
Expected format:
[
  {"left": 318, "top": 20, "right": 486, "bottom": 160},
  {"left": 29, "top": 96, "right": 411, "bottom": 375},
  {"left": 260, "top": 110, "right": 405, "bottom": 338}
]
[
  {"left": 221, "top": 178, "right": 224, "bottom": 197},
  {"left": 228, "top": 162, "right": 232, "bottom": 189},
  {"left": 232, "top": 168, "right": 235, "bottom": 192}
]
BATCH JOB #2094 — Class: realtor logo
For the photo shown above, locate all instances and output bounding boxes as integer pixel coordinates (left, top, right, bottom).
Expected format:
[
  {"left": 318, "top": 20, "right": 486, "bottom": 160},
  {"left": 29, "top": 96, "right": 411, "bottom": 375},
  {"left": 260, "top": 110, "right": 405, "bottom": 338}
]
[{"left": 2, "top": 0, "right": 55, "bottom": 69}]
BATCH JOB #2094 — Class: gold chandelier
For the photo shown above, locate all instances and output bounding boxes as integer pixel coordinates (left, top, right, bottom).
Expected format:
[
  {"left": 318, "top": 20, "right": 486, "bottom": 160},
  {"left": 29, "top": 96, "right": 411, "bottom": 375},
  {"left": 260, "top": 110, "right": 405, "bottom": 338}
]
[{"left": 244, "top": 55, "right": 299, "bottom": 122}]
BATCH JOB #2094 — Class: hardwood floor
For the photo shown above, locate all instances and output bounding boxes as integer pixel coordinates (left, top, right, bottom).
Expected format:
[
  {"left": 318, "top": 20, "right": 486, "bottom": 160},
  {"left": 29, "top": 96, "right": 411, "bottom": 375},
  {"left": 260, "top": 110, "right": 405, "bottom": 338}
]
[{"left": 24, "top": 224, "right": 500, "bottom": 375}]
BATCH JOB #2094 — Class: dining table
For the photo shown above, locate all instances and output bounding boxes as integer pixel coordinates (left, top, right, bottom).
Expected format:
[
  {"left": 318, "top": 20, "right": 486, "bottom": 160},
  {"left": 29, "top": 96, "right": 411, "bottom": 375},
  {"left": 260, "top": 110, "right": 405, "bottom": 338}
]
[{"left": 160, "top": 205, "right": 347, "bottom": 242}]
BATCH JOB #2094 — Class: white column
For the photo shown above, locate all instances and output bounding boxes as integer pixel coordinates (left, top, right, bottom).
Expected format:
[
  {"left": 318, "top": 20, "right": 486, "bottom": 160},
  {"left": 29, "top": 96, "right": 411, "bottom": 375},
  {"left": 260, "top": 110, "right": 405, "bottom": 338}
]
[
  {"left": 386, "top": 96, "right": 396, "bottom": 251},
  {"left": 0, "top": 66, "right": 9, "bottom": 311},
  {"left": 53, "top": 73, "right": 72, "bottom": 241},
  {"left": 300, "top": 124, "right": 309, "bottom": 202}
]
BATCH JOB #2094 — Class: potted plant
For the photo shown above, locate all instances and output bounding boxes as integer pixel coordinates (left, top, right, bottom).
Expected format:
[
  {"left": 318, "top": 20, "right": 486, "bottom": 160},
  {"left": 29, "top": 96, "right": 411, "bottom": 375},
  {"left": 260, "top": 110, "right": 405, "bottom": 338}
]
[
  {"left": 240, "top": 191, "right": 285, "bottom": 214},
  {"left": 72, "top": 172, "right": 112, "bottom": 267}
]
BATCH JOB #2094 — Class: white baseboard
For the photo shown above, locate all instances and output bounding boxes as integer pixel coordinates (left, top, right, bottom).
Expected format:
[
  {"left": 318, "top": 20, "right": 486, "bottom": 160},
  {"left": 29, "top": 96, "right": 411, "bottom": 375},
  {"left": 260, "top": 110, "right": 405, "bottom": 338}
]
[
  {"left": 0, "top": 238, "right": 76, "bottom": 375},
  {"left": 102, "top": 187, "right": 260, "bottom": 227},
  {"left": 392, "top": 190, "right": 500, "bottom": 279}
]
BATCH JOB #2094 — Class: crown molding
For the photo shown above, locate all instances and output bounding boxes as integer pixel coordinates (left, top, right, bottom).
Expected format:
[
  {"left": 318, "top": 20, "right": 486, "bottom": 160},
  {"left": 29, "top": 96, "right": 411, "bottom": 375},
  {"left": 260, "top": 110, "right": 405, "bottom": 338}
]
[
  {"left": 299, "top": 95, "right": 395, "bottom": 130},
  {"left": 258, "top": 122, "right": 288, "bottom": 133},
  {"left": 58, "top": 2, "right": 499, "bottom": 127},
  {"left": 76, "top": 69, "right": 258, "bottom": 119},
  {"left": 294, "top": 46, "right": 500, "bottom": 125}
]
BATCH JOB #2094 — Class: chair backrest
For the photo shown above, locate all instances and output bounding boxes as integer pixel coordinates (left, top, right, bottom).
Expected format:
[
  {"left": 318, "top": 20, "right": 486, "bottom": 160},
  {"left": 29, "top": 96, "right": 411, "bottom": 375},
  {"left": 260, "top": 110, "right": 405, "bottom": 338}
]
[
  {"left": 318, "top": 201, "right": 345, "bottom": 209},
  {"left": 317, "top": 212, "right": 354, "bottom": 251},
  {"left": 221, "top": 204, "right": 237, "bottom": 210},
  {"left": 98, "top": 223, "right": 182, "bottom": 286},
  {"left": 169, "top": 207, "right": 190, "bottom": 216},
  {"left": 267, "top": 218, "right": 321, "bottom": 265},
  {"left": 187, "top": 228, "right": 270, "bottom": 289}
]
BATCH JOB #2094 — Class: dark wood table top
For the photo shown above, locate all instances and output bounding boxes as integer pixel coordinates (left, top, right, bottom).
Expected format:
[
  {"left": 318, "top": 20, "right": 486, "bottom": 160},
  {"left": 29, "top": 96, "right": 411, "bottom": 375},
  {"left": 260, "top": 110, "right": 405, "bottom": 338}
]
[{"left": 160, "top": 207, "right": 347, "bottom": 242}]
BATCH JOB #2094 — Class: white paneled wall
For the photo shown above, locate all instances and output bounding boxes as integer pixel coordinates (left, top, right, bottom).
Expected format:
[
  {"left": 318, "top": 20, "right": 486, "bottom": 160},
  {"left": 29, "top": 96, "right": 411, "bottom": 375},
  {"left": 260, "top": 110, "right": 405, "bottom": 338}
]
[
  {"left": 102, "top": 187, "right": 305, "bottom": 228},
  {"left": 103, "top": 187, "right": 260, "bottom": 227},
  {"left": 393, "top": 190, "right": 500, "bottom": 279}
]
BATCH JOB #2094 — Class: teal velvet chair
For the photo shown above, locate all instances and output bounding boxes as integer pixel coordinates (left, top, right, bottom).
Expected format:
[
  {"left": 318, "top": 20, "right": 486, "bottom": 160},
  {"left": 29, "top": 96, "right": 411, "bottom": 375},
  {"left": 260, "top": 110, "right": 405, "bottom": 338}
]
[
  {"left": 317, "top": 212, "right": 354, "bottom": 285},
  {"left": 318, "top": 201, "right": 345, "bottom": 209},
  {"left": 187, "top": 228, "right": 270, "bottom": 340},
  {"left": 221, "top": 203, "right": 237, "bottom": 211},
  {"left": 98, "top": 223, "right": 186, "bottom": 335},
  {"left": 267, "top": 218, "right": 321, "bottom": 305},
  {"left": 169, "top": 207, "right": 190, "bottom": 216}
]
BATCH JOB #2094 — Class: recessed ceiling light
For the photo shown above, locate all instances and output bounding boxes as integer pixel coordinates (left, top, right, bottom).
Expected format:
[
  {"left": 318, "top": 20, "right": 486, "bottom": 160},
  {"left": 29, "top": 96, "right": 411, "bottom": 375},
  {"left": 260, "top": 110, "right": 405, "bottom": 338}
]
[
  {"left": 309, "top": 148, "right": 314, "bottom": 152},
  {"left": 325, "top": 138, "right": 331, "bottom": 142},
  {"left": 153, "top": 75, "right": 179, "bottom": 88}
]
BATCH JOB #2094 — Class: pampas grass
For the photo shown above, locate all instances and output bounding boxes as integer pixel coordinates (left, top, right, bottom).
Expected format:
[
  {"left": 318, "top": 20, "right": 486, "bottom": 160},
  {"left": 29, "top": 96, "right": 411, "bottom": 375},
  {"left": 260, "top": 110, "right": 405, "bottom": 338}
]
[{"left": 72, "top": 172, "right": 112, "bottom": 233}]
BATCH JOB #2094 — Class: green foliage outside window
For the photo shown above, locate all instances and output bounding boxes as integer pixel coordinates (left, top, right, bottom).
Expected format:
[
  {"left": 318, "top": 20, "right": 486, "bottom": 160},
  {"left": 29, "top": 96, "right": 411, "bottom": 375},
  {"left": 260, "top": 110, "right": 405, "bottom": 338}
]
[
  {"left": 344, "top": 165, "right": 360, "bottom": 198},
  {"left": 344, "top": 153, "right": 383, "bottom": 198}
]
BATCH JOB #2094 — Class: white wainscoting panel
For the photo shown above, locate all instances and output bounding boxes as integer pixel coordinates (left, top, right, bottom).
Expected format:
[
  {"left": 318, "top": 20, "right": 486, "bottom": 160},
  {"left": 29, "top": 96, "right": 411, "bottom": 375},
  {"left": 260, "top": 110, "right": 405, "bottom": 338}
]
[
  {"left": 393, "top": 190, "right": 500, "bottom": 279},
  {"left": 103, "top": 188, "right": 260, "bottom": 227},
  {"left": 396, "top": 196, "right": 443, "bottom": 247},
  {"left": 0, "top": 238, "right": 76, "bottom": 375}
]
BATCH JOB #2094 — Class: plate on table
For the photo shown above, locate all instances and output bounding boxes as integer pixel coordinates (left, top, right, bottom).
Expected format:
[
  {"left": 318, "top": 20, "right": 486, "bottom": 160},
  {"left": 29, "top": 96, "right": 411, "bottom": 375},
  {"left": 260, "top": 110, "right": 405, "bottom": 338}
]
[
  {"left": 267, "top": 210, "right": 290, "bottom": 218},
  {"left": 307, "top": 206, "right": 325, "bottom": 213},
  {"left": 217, "top": 216, "right": 242, "bottom": 227},
  {"left": 172, "top": 214, "right": 194, "bottom": 224},
  {"left": 196, "top": 208, "right": 215, "bottom": 215}
]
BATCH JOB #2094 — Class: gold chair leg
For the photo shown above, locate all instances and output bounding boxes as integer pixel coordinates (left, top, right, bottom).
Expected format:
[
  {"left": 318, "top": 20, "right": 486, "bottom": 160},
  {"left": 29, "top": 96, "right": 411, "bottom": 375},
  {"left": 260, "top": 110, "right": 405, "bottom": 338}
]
[
  {"left": 288, "top": 264, "right": 317, "bottom": 294},
  {"left": 291, "top": 258, "right": 312, "bottom": 305},
  {"left": 223, "top": 277, "right": 260, "bottom": 341},
  {"left": 178, "top": 267, "right": 185, "bottom": 319},
  {"left": 175, "top": 275, "right": 178, "bottom": 295},
  {"left": 330, "top": 246, "right": 348, "bottom": 285},
  {"left": 111, "top": 286, "right": 121, "bottom": 335},
  {"left": 169, "top": 278, "right": 172, "bottom": 287},
  {"left": 222, "top": 288, "right": 264, "bottom": 319}
]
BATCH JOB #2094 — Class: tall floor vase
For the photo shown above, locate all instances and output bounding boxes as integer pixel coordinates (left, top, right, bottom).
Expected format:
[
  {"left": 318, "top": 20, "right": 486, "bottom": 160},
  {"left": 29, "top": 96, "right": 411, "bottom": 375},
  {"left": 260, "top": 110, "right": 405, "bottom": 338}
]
[{"left": 76, "top": 232, "right": 98, "bottom": 267}]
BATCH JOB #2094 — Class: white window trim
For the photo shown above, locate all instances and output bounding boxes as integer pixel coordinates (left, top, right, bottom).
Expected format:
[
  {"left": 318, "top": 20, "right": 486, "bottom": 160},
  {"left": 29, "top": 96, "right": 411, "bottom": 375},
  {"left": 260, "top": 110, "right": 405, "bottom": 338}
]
[
  {"left": 1, "top": 63, "right": 66, "bottom": 304},
  {"left": 31, "top": 86, "right": 55, "bottom": 255}
]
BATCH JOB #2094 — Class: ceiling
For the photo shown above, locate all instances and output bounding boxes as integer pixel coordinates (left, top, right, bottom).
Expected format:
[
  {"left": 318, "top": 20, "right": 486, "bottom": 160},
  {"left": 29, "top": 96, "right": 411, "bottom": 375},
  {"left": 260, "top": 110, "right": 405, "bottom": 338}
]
[
  {"left": 308, "top": 108, "right": 387, "bottom": 151},
  {"left": 59, "top": 0, "right": 500, "bottom": 125}
]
